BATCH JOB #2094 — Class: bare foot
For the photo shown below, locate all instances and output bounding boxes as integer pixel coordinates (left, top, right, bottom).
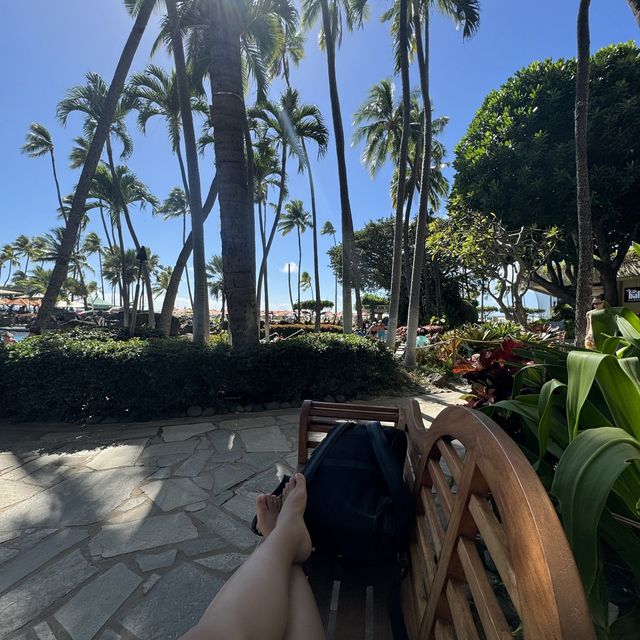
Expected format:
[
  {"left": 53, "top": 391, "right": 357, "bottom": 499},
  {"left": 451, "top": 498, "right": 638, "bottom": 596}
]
[
  {"left": 255, "top": 493, "right": 281, "bottom": 537},
  {"left": 276, "top": 473, "right": 312, "bottom": 563}
]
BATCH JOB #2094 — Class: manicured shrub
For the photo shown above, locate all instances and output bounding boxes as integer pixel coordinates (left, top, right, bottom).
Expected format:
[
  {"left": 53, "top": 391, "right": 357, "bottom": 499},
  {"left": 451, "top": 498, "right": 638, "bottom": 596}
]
[
  {"left": 0, "top": 333, "right": 405, "bottom": 422},
  {"left": 266, "top": 323, "right": 343, "bottom": 338}
]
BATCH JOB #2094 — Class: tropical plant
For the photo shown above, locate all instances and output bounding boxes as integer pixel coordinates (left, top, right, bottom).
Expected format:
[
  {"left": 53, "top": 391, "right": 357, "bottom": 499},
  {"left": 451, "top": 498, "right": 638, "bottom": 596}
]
[
  {"left": 21, "top": 123, "right": 67, "bottom": 223},
  {"left": 481, "top": 306, "right": 640, "bottom": 636},
  {"left": 280, "top": 200, "right": 312, "bottom": 322},
  {"left": 206, "top": 255, "right": 226, "bottom": 322},
  {"left": 302, "top": 0, "right": 370, "bottom": 332},
  {"left": 300, "top": 271, "right": 313, "bottom": 295}
]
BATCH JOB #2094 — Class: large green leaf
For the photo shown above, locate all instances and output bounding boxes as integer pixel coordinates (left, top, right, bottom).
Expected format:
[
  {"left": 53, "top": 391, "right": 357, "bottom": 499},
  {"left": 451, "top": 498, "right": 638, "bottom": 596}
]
[
  {"left": 566, "top": 351, "right": 640, "bottom": 440},
  {"left": 537, "top": 379, "right": 566, "bottom": 458},
  {"left": 552, "top": 428, "right": 640, "bottom": 599}
]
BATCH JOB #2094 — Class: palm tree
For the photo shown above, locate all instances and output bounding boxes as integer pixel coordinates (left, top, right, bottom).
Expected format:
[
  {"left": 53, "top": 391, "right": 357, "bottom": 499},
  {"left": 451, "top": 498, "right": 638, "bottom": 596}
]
[
  {"left": 628, "top": 0, "right": 640, "bottom": 26},
  {"left": 128, "top": 65, "right": 210, "bottom": 324},
  {"left": 157, "top": 187, "right": 194, "bottom": 309},
  {"left": 353, "top": 78, "right": 449, "bottom": 337},
  {"left": 82, "top": 232, "right": 105, "bottom": 298},
  {"left": 1, "top": 245, "right": 20, "bottom": 286},
  {"left": 404, "top": 0, "right": 480, "bottom": 368},
  {"left": 35, "top": 0, "right": 156, "bottom": 331},
  {"left": 21, "top": 123, "right": 68, "bottom": 223},
  {"left": 321, "top": 220, "right": 339, "bottom": 321},
  {"left": 280, "top": 200, "right": 312, "bottom": 322},
  {"left": 206, "top": 255, "right": 226, "bottom": 322},
  {"left": 300, "top": 271, "right": 313, "bottom": 296},
  {"left": 252, "top": 137, "right": 281, "bottom": 339},
  {"left": 153, "top": 265, "right": 174, "bottom": 299},
  {"left": 302, "top": 0, "right": 369, "bottom": 333},
  {"left": 56, "top": 70, "right": 161, "bottom": 328},
  {"left": 88, "top": 164, "right": 157, "bottom": 326},
  {"left": 250, "top": 89, "right": 328, "bottom": 325},
  {"left": 574, "top": 0, "right": 595, "bottom": 346}
]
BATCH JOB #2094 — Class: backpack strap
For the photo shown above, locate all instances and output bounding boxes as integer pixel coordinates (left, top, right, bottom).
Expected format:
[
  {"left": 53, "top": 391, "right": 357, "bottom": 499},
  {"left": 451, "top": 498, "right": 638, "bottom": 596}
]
[
  {"left": 302, "top": 420, "right": 353, "bottom": 484},
  {"left": 365, "top": 421, "right": 410, "bottom": 512}
]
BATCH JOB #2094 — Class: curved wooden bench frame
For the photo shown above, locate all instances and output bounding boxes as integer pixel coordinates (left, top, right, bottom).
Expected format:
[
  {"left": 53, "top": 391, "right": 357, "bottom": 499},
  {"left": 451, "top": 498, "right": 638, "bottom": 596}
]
[{"left": 297, "top": 399, "right": 595, "bottom": 640}]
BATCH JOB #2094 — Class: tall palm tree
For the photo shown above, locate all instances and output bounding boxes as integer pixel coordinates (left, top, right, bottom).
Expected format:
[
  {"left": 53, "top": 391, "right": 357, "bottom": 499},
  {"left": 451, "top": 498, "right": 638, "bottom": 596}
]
[
  {"left": 250, "top": 89, "right": 328, "bottom": 324},
  {"left": 153, "top": 265, "right": 174, "bottom": 299},
  {"left": 628, "top": 0, "right": 640, "bottom": 26},
  {"left": 300, "top": 271, "right": 313, "bottom": 296},
  {"left": 252, "top": 137, "right": 281, "bottom": 339},
  {"left": 206, "top": 255, "right": 226, "bottom": 322},
  {"left": 302, "top": 0, "right": 369, "bottom": 333},
  {"left": 574, "top": 0, "right": 594, "bottom": 346},
  {"left": 56, "top": 70, "right": 159, "bottom": 328},
  {"left": 82, "top": 232, "right": 105, "bottom": 298},
  {"left": 280, "top": 200, "right": 312, "bottom": 322},
  {"left": 321, "top": 220, "right": 339, "bottom": 319},
  {"left": 35, "top": 0, "right": 156, "bottom": 330},
  {"left": 21, "top": 123, "right": 68, "bottom": 223},
  {"left": 353, "top": 78, "right": 449, "bottom": 334},
  {"left": 12, "top": 235, "right": 31, "bottom": 273},
  {"left": 1, "top": 245, "right": 20, "bottom": 286},
  {"left": 88, "top": 164, "right": 158, "bottom": 325},
  {"left": 157, "top": 187, "right": 194, "bottom": 308},
  {"left": 404, "top": 0, "right": 480, "bottom": 368}
]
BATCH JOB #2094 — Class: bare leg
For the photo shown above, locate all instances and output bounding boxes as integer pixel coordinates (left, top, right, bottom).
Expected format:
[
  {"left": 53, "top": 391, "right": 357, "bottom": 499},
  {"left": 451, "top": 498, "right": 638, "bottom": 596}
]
[
  {"left": 255, "top": 488, "right": 325, "bottom": 640},
  {"left": 180, "top": 474, "right": 312, "bottom": 640}
]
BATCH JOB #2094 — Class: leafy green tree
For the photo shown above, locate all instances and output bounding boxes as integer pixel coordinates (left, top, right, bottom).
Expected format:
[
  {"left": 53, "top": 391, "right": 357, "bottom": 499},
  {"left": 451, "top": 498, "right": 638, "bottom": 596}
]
[
  {"left": 280, "top": 200, "right": 312, "bottom": 321},
  {"left": 21, "top": 123, "right": 67, "bottom": 223},
  {"left": 35, "top": 0, "right": 156, "bottom": 331},
  {"left": 453, "top": 42, "right": 640, "bottom": 307}
]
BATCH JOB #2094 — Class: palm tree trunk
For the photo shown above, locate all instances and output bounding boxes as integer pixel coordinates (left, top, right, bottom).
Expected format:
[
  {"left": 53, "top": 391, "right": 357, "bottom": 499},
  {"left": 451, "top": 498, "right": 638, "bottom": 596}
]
[
  {"left": 167, "top": 0, "right": 209, "bottom": 343},
  {"left": 98, "top": 252, "right": 105, "bottom": 298},
  {"left": 574, "top": 0, "right": 594, "bottom": 346},
  {"left": 301, "top": 140, "right": 323, "bottom": 332},
  {"left": 320, "top": 0, "right": 356, "bottom": 334},
  {"left": 387, "top": 0, "right": 412, "bottom": 348},
  {"left": 258, "top": 200, "right": 270, "bottom": 340},
  {"left": 405, "top": 6, "right": 432, "bottom": 369},
  {"left": 257, "top": 145, "right": 288, "bottom": 308},
  {"left": 297, "top": 229, "right": 302, "bottom": 322},
  {"left": 287, "top": 263, "right": 295, "bottom": 318},
  {"left": 35, "top": 0, "right": 155, "bottom": 330},
  {"left": 49, "top": 149, "right": 67, "bottom": 224},
  {"left": 157, "top": 176, "right": 218, "bottom": 336},
  {"left": 182, "top": 213, "right": 194, "bottom": 309},
  {"left": 628, "top": 0, "right": 640, "bottom": 27},
  {"left": 176, "top": 141, "right": 194, "bottom": 310},
  {"left": 209, "top": 0, "right": 257, "bottom": 349},
  {"left": 115, "top": 216, "right": 130, "bottom": 328}
]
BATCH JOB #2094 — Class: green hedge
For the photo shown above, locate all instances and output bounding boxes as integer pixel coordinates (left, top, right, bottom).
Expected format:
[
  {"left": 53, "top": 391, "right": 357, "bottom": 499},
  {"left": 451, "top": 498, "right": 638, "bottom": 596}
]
[
  {"left": 266, "top": 323, "right": 343, "bottom": 338},
  {"left": 0, "top": 333, "right": 404, "bottom": 422}
]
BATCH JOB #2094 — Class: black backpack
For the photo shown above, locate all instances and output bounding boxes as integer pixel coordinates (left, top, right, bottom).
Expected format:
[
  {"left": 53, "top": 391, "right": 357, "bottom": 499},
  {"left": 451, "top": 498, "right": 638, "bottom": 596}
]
[{"left": 302, "top": 420, "right": 413, "bottom": 566}]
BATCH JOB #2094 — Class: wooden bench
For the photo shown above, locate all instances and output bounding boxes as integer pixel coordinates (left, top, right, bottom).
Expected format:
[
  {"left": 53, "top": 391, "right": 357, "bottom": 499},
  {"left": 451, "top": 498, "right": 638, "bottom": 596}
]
[{"left": 297, "top": 399, "right": 595, "bottom": 640}]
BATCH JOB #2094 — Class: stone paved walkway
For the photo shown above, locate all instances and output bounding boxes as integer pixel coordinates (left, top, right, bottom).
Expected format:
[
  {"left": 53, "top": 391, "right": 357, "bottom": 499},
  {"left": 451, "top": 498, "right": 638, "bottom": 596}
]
[{"left": 0, "top": 392, "right": 462, "bottom": 640}]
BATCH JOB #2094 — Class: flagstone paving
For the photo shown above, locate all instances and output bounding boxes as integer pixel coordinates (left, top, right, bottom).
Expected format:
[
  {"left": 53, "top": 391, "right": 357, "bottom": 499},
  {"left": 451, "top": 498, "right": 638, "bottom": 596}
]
[{"left": 0, "top": 391, "right": 461, "bottom": 639}]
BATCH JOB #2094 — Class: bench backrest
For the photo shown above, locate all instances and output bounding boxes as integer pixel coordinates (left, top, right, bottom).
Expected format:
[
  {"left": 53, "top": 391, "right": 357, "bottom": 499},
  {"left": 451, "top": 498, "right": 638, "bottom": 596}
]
[{"left": 297, "top": 399, "right": 595, "bottom": 640}]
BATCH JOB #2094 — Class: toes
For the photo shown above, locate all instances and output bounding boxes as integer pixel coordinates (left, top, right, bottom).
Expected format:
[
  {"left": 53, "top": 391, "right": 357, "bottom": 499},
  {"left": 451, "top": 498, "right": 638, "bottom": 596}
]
[
  {"left": 256, "top": 494, "right": 267, "bottom": 511},
  {"left": 267, "top": 494, "right": 280, "bottom": 511}
]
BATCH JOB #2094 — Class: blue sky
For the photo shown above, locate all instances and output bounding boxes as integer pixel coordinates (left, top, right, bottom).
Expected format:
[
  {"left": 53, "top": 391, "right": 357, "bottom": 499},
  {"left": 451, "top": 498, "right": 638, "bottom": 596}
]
[{"left": 1, "top": 1, "right": 638, "bottom": 312}]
